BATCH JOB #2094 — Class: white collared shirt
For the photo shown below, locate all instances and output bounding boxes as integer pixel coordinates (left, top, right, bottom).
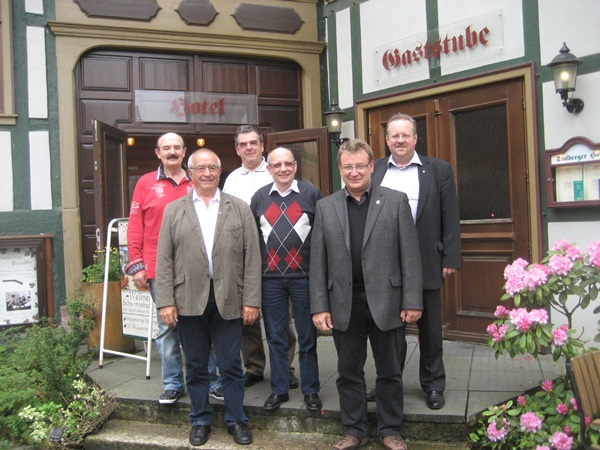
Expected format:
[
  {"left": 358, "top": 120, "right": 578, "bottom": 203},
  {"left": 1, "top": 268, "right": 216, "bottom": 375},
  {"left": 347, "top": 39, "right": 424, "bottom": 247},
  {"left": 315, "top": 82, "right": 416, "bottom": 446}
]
[
  {"left": 381, "top": 153, "right": 422, "bottom": 222},
  {"left": 269, "top": 179, "right": 299, "bottom": 198},
  {"left": 193, "top": 189, "right": 221, "bottom": 278},
  {"left": 222, "top": 157, "right": 273, "bottom": 205}
]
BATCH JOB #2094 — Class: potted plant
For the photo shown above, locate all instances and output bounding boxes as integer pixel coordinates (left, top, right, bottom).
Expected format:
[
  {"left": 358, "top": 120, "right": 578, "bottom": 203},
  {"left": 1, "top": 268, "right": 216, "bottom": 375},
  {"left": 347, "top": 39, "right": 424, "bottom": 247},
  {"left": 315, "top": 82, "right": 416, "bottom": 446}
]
[{"left": 81, "top": 248, "right": 135, "bottom": 353}]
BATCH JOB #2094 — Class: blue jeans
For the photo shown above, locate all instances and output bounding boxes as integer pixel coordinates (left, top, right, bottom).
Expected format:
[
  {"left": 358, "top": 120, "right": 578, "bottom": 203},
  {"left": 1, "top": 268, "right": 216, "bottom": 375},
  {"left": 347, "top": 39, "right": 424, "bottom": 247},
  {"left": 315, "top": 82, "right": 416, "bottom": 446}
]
[
  {"left": 261, "top": 278, "right": 319, "bottom": 395},
  {"left": 149, "top": 279, "right": 184, "bottom": 393},
  {"left": 208, "top": 346, "right": 221, "bottom": 393},
  {"left": 176, "top": 293, "right": 247, "bottom": 427}
]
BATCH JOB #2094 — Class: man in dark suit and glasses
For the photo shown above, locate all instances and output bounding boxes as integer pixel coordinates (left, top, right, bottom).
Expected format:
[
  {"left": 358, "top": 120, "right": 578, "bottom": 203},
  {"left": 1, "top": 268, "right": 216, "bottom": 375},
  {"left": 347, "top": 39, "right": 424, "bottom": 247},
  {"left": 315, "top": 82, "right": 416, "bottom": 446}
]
[
  {"left": 310, "top": 139, "right": 423, "bottom": 450},
  {"left": 372, "top": 113, "right": 461, "bottom": 411}
]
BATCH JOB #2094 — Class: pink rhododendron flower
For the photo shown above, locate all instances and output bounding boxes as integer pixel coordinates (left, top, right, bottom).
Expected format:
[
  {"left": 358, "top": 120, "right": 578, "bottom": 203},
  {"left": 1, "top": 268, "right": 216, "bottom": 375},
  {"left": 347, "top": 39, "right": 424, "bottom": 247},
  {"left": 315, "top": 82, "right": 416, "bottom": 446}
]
[
  {"left": 552, "top": 324, "right": 568, "bottom": 346},
  {"left": 486, "top": 323, "right": 508, "bottom": 342},
  {"left": 556, "top": 403, "right": 569, "bottom": 415},
  {"left": 517, "top": 395, "right": 526, "bottom": 406},
  {"left": 570, "top": 397, "right": 578, "bottom": 411},
  {"left": 585, "top": 416, "right": 591, "bottom": 426},
  {"left": 548, "top": 254, "right": 573, "bottom": 276},
  {"left": 529, "top": 308, "right": 549, "bottom": 325},
  {"left": 525, "top": 263, "right": 550, "bottom": 289},
  {"left": 494, "top": 305, "right": 509, "bottom": 318},
  {"left": 564, "top": 245, "right": 582, "bottom": 261},
  {"left": 520, "top": 412, "right": 542, "bottom": 432},
  {"left": 589, "top": 241, "right": 600, "bottom": 269},
  {"left": 505, "top": 277, "right": 526, "bottom": 296},
  {"left": 550, "top": 431, "right": 573, "bottom": 450},
  {"left": 508, "top": 308, "right": 550, "bottom": 333},
  {"left": 563, "top": 426, "right": 571, "bottom": 435},
  {"left": 503, "top": 259, "right": 529, "bottom": 296},
  {"left": 552, "top": 240, "right": 571, "bottom": 252},
  {"left": 487, "top": 419, "right": 509, "bottom": 442},
  {"left": 542, "top": 379, "right": 553, "bottom": 392}
]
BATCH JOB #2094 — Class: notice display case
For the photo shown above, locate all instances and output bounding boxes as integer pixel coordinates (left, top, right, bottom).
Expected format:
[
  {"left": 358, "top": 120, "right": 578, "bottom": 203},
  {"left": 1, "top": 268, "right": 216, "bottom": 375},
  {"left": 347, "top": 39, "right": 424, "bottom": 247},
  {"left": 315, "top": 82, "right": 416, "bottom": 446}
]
[
  {"left": 545, "top": 137, "right": 600, "bottom": 208},
  {"left": 0, "top": 235, "right": 53, "bottom": 328}
]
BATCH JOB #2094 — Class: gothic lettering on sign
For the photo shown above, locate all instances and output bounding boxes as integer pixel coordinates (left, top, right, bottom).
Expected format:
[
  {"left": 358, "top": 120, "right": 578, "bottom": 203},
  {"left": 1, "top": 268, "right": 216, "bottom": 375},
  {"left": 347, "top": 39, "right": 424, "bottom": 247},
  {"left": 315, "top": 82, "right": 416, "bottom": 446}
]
[{"left": 382, "top": 25, "right": 491, "bottom": 71}]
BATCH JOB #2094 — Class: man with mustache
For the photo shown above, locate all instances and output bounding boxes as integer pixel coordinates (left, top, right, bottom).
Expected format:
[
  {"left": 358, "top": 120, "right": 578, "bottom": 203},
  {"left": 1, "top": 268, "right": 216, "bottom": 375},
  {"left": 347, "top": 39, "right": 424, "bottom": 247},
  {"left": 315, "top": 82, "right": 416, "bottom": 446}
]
[{"left": 125, "top": 132, "right": 193, "bottom": 405}]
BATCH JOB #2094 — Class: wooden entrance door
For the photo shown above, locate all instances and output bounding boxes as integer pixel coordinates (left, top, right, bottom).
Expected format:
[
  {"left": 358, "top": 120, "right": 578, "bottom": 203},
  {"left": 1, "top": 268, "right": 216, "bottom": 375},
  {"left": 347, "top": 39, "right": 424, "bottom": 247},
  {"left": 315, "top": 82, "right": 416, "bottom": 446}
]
[
  {"left": 367, "top": 78, "right": 530, "bottom": 342},
  {"left": 93, "top": 120, "right": 129, "bottom": 251}
]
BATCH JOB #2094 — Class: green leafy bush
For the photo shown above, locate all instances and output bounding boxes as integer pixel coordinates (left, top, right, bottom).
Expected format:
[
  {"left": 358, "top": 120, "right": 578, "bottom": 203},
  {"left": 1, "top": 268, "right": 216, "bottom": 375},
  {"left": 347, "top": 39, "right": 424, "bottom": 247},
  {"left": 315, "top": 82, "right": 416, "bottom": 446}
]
[
  {"left": 0, "top": 297, "right": 115, "bottom": 448},
  {"left": 81, "top": 248, "right": 122, "bottom": 283}
]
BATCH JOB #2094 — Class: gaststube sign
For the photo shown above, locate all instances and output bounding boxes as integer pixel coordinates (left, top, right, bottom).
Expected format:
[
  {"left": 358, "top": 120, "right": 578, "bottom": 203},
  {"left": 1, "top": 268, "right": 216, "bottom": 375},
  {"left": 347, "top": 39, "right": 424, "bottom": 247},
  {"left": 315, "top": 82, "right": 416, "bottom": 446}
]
[
  {"left": 382, "top": 25, "right": 490, "bottom": 71},
  {"left": 135, "top": 90, "right": 258, "bottom": 124},
  {"left": 372, "top": 11, "right": 504, "bottom": 88}
]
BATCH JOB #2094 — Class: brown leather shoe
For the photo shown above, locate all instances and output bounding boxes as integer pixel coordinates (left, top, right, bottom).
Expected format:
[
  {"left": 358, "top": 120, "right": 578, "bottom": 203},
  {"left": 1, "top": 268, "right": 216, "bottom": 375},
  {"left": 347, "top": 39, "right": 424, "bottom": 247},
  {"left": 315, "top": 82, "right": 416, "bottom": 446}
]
[
  {"left": 331, "top": 434, "right": 368, "bottom": 450},
  {"left": 380, "top": 435, "right": 408, "bottom": 450}
]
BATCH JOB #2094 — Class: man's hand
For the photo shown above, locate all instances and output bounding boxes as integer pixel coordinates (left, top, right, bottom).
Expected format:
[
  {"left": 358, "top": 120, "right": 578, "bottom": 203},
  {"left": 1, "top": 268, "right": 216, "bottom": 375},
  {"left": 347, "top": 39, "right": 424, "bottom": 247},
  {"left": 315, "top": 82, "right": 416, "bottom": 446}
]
[
  {"left": 400, "top": 309, "right": 422, "bottom": 324},
  {"left": 159, "top": 306, "right": 178, "bottom": 327},
  {"left": 133, "top": 270, "right": 149, "bottom": 290},
  {"left": 312, "top": 312, "right": 333, "bottom": 331},
  {"left": 242, "top": 306, "right": 259, "bottom": 326},
  {"left": 442, "top": 267, "right": 456, "bottom": 278}
]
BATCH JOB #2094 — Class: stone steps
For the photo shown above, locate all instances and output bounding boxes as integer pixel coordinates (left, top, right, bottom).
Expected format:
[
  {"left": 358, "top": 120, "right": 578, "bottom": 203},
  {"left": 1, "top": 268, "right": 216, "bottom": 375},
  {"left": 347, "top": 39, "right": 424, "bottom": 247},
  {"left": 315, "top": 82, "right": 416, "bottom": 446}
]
[{"left": 85, "top": 419, "right": 470, "bottom": 450}]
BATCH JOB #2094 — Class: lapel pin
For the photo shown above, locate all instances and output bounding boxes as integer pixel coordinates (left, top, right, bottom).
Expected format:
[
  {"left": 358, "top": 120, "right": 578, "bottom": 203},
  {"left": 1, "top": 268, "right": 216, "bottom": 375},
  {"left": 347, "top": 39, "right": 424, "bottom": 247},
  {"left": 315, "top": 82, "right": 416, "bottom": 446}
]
[{"left": 376, "top": 200, "right": 381, "bottom": 205}]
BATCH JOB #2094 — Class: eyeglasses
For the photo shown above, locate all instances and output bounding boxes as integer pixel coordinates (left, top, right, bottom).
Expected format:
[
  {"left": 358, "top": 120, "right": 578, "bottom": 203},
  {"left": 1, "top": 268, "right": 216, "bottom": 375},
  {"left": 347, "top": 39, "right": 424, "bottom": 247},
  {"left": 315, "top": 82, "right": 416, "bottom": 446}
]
[
  {"left": 388, "top": 134, "right": 415, "bottom": 141},
  {"left": 191, "top": 165, "right": 220, "bottom": 173},
  {"left": 340, "top": 163, "right": 371, "bottom": 173},
  {"left": 268, "top": 161, "right": 296, "bottom": 170},
  {"left": 237, "top": 140, "right": 260, "bottom": 149}
]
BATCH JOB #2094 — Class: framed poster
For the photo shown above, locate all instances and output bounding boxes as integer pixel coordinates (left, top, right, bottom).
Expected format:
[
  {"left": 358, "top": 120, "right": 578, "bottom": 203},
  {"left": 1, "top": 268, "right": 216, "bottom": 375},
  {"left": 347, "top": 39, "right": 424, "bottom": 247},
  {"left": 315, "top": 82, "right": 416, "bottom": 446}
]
[{"left": 0, "top": 235, "right": 53, "bottom": 328}]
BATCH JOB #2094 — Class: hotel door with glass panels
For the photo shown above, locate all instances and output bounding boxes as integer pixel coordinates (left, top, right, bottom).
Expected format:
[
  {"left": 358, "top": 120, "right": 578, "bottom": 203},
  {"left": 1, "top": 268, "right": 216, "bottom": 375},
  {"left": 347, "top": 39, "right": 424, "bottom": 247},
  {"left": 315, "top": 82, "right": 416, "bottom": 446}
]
[{"left": 367, "top": 77, "right": 531, "bottom": 342}]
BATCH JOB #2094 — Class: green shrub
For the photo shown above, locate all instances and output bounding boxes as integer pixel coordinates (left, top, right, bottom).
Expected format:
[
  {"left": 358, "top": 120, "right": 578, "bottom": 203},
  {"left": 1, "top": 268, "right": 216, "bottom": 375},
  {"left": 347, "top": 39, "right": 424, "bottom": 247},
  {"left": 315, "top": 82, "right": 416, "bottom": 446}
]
[
  {"left": 81, "top": 247, "right": 122, "bottom": 283},
  {"left": 0, "top": 297, "right": 115, "bottom": 448}
]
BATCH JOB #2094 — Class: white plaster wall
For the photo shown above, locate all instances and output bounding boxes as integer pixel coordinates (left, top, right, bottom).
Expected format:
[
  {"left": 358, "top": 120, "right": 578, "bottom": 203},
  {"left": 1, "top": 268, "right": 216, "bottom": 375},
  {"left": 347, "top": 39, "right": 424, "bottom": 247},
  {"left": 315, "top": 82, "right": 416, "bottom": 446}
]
[
  {"left": 360, "top": 0, "right": 428, "bottom": 93},
  {"left": 29, "top": 131, "right": 52, "bottom": 210},
  {"left": 539, "top": 0, "right": 600, "bottom": 64},
  {"left": 335, "top": 8, "right": 354, "bottom": 110},
  {"left": 543, "top": 73, "right": 600, "bottom": 150},
  {"left": 25, "top": 0, "right": 44, "bottom": 15},
  {"left": 26, "top": 27, "right": 48, "bottom": 119},
  {"left": 548, "top": 222, "right": 600, "bottom": 344},
  {"left": 0, "top": 131, "right": 13, "bottom": 211},
  {"left": 437, "top": 0, "right": 524, "bottom": 75}
]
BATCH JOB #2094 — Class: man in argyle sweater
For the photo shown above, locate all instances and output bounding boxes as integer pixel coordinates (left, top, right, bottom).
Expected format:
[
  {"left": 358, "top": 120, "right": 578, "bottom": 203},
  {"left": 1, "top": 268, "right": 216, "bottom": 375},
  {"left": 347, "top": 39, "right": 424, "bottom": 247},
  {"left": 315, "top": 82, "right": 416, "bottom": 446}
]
[{"left": 250, "top": 147, "right": 323, "bottom": 412}]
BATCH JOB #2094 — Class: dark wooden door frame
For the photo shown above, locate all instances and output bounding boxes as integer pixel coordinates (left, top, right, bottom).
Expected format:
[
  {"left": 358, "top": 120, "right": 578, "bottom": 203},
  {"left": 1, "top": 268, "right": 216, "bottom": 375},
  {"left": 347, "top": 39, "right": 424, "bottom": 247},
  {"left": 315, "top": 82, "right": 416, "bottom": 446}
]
[{"left": 354, "top": 65, "right": 542, "bottom": 342}]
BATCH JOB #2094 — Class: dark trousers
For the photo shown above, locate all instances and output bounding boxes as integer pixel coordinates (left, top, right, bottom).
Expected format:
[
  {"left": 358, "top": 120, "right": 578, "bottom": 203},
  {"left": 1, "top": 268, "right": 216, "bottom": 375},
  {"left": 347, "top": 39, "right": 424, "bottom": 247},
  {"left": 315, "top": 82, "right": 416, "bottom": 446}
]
[
  {"left": 261, "top": 278, "right": 319, "bottom": 395},
  {"left": 332, "top": 291, "right": 405, "bottom": 437},
  {"left": 415, "top": 288, "right": 445, "bottom": 393},
  {"left": 177, "top": 290, "right": 247, "bottom": 427}
]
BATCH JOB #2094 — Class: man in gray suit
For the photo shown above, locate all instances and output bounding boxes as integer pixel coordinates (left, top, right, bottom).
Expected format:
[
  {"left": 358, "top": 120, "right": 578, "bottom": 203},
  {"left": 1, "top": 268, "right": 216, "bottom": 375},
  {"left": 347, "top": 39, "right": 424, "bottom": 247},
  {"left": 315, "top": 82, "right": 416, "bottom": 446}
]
[
  {"left": 372, "top": 113, "right": 461, "bottom": 411},
  {"left": 310, "top": 139, "right": 423, "bottom": 450},
  {"left": 155, "top": 149, "right": 261, "bottom": 447}
]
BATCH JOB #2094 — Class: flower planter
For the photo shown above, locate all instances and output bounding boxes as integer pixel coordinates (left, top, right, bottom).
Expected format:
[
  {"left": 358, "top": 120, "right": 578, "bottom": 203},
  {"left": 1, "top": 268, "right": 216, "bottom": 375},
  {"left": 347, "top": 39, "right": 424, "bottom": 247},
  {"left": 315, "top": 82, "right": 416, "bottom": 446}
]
[{"left": 82, "top": 281, "right": 136, "bottom": 354}]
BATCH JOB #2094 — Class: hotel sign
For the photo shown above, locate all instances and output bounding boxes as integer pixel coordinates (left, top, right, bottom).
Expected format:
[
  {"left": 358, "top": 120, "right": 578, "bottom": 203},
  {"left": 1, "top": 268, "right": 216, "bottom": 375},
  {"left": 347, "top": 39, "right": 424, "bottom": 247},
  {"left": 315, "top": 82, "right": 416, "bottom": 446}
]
[{"left": 135, "top": 90, "right": 258, "bottom": 124}]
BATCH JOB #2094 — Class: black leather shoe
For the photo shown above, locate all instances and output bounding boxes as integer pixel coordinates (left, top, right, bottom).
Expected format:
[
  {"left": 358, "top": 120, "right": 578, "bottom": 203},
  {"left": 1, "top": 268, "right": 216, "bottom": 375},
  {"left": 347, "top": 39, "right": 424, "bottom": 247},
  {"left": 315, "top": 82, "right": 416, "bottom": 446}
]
[
  {"left": 263, "top": 392, "right": 289, "bottom": 410},
  {"left": 304, "top": 393, "right": 322, "bottom": 411},
  {"left": 426, "top": 391, "right": 445, "bottom": 410},
  {"left": 243, "top": 372, "right": 264, "bottom": 388},
  {"left": 189, "top": 425, "right": 211, "bottom": 446},
  {"left": 228, "top": 422, "right": 253, "bottom": 445},
  {"left": 366, "top": 388, "right": 376, "bottom": 402},
  {"left": 289, "top": 372, "right": 300, "bottom": 389}
]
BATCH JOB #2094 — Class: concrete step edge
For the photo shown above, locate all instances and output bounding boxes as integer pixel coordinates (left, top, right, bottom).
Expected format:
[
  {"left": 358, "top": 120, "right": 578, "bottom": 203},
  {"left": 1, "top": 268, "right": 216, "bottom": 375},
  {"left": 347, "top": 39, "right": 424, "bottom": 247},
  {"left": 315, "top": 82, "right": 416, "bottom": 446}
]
[{"left": 86, "top": 419, "right": 470, "bottom": 450}]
